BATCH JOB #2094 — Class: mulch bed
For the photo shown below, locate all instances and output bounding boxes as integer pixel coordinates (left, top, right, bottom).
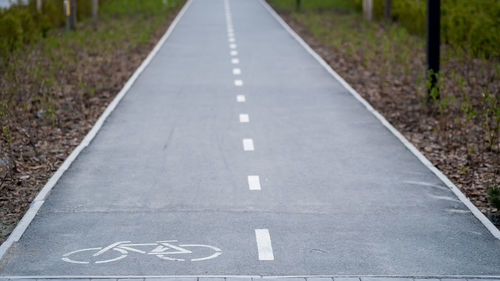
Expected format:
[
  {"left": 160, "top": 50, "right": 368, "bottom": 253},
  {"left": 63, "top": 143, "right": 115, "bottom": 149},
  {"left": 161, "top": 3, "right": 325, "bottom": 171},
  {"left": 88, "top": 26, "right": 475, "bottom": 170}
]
[
  {"left": 0, "top": 6, "right": 183, "bottom": 244},
  {"left": 272, "top": 10, "right": 499, "bottom": 227}
]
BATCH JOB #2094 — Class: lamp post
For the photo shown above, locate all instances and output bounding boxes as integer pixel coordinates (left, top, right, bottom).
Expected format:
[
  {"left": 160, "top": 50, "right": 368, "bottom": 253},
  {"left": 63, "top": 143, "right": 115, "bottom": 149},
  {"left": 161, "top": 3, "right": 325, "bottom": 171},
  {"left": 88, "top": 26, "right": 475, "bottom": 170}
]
[{"left": 426, "top": 0, "right": 440, "bottom": 100}]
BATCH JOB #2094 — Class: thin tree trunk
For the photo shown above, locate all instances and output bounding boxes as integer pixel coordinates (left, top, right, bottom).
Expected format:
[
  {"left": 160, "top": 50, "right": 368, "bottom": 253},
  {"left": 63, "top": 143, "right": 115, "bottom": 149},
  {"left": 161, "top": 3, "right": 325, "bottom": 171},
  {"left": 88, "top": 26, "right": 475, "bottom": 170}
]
[
  {"left": 36, "top": 0, "right": 42, "bottom": 12},
  {"left": 92, "top": 0, "right": 98, "bottom": 22},
  {"left": 69, "top": 0, "right": 76, "bottom": 30},
  {"left": 385, "top": 0, "right": 391, "bottom": 20},
  {"left": 363, "top": 0, "right": 373, "bottom": 20}
]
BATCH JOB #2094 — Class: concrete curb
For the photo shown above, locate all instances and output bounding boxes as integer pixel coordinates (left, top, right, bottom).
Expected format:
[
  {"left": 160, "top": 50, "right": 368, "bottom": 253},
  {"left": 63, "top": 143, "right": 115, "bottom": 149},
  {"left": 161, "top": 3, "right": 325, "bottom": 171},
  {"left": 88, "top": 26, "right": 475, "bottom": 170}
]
[
  {"left": 0, "top": 0, "right": 194, "bottom": 261},
  {"left": 257, "top": 0, "right": 500, "bottom": 239},
  {"left": 1, "top": 276, "right": 500, "bottom": 280}
]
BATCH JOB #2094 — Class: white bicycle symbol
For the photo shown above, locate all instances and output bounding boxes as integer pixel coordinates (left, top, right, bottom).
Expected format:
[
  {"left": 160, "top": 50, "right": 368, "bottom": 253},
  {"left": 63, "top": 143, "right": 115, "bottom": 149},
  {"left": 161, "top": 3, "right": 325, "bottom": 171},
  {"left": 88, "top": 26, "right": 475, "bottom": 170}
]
[{"left": 62, "top": 240, "right": 222, "bottom": 264}]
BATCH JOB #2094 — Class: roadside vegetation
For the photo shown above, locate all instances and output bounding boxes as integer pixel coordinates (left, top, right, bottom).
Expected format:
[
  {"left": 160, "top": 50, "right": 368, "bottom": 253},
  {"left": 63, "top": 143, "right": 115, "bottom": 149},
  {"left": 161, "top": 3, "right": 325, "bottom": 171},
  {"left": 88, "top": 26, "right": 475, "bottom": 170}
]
[
  {"left": 0, "top": 0, "right": 184, "bottom": 243},
  {"left": 269, "top": 0, "right": 500, "bottom": 224}
]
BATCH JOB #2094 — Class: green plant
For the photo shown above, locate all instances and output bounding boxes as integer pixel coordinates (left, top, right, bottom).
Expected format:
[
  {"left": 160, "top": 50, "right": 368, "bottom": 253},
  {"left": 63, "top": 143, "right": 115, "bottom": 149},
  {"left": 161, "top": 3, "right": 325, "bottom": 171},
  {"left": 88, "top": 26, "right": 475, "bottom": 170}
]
[
  {"left": 0, "top": 14, "right": 23, "bottom": 56},
  {"left": 425, "top": 69, "right": 441, "bottom": 104},
  {"left": 488, "top": 185, "right": 500, "bottom": 209},
  {"left": 2, "top": 125, "right": 12, "bottom": 146},
  {"left": 480, "top": 92, "right": 500, "bottom": 149}
]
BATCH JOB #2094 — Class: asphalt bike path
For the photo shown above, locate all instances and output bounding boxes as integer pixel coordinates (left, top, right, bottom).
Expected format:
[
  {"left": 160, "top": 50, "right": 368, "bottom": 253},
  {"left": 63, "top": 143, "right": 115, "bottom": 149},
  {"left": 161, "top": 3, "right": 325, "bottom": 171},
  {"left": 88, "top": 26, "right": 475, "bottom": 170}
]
[{"left": 1, "top": 0, "right": 500, "bottom": 277}]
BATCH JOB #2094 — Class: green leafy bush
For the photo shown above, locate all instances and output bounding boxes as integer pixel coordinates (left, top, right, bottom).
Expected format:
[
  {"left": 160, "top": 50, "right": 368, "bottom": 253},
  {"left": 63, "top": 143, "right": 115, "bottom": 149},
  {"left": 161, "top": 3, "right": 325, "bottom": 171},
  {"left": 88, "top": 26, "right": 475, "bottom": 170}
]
[
  {"left": 271, "top": 0, "right": 500, "bottom": 58},
  {"left": 0, "top": 14, "right": 23, "bottom": 55},
  {"left": 0, "top": 0, "right": 107, "bottom": 58},
  {"left": 377, "top": 0, "right": 500, "bottom": 58}
]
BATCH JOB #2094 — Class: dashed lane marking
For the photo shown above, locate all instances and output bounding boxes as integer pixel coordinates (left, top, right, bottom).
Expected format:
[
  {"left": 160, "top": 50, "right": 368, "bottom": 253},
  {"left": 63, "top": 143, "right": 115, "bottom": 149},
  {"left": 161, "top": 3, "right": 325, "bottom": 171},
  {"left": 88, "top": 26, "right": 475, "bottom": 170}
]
[
  {"left": 232, "top": 58, "right": 239, "bottom": 64},
  {"left": 234, "top": 80, "right": 243, "bottom": 86},
  {"left": 243, "top": 139, "right": 254, "bottom": 151},
  {"left": 231, "top": 50, "right": 238, "bottom": 56},
  {"left": 229, "top": 43, "right": 237, "bottom": 49},
  {"left": 248, "top": 175, "right": 261, "bottom": 191},
  {"left": 239, "top": 114, "right": 249, "bottom": 123},
  {"left": 255, "top": 229, "right": 274, "bottom": 260},
  {"left": 233, "top": 68, "right": 241, "bottom": 75},
  {"left": 237, "top": 95, "right": 246, "bottom": 102}
]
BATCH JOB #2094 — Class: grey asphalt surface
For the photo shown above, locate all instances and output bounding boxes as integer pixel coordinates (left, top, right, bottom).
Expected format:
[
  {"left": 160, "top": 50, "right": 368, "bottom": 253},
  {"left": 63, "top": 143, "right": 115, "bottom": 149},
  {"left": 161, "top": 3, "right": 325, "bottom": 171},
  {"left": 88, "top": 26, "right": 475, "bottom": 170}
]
[{"left": 1, "top": 0, "right": 500, "bottom": 277}]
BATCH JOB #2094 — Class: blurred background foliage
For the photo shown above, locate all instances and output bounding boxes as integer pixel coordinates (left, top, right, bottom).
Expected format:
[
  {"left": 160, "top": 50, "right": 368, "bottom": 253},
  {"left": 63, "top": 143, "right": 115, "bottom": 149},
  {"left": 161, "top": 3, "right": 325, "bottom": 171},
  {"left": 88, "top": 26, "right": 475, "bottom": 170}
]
[
  {"left": 0, "top": 0, "right": 177, "bottom": 58},
  {"left": 271, "top": 0, "right": 500, "bottom": 59}
]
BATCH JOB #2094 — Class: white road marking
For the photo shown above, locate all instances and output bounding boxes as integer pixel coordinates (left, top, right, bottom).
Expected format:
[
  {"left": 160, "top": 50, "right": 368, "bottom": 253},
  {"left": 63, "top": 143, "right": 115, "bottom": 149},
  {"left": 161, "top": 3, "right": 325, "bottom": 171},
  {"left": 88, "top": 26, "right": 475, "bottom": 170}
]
[
  {"left": 255, "top": 229, "right": 274, "bottom": 260},
  {"left": 229, "top": 38, "right": 235, "bottom": 42},
  {"left": 239, "top": 114, "right": 249, "bottom": 123},
  {"left": 233, "top": 68, "right": 241, "bottom": 75},
  {"left": 243, "top": 139, "right": 254, "bottom": 151},
  {"left": 232, "top": 58, "right": 239, "bottom": 64},
  {"left": 230, "top": 50, "right": 238, "bottom": 56},
  {"left": 62, "top": 240, "right": 222, "bottom": 264},
  {"left": 229, "top": 43, "right": 237, "bottom": 49},
  {"left": 234, "top": 80, "right": 243, "bottom": 86},
  {"left": 236, "top": 95, "right": 246, "bottom": 102},
  {"left": 248, "top": 175, "right": 261, "bottom": 190}
]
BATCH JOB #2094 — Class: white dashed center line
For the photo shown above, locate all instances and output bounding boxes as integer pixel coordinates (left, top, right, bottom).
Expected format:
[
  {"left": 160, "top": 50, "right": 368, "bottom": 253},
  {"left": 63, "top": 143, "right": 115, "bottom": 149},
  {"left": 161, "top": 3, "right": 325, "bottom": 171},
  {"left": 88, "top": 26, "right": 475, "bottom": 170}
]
[
  {"left": 255, "top": 229, "right": 274, "bottom": 260},
  {"left": 248, "top": 175, "right": 261, "bottom": 191},
  {"left": 236, "top": 95, "right": 246, "bottom": 102},
  {"left": 243, "top": 139, "right": 254, "bottom": 151},
  {"left": 225, "top": 0, "right": 275, "bottom": 264},
  {"left": 239, "top": 114, "right": 249, "bottom": 123}
]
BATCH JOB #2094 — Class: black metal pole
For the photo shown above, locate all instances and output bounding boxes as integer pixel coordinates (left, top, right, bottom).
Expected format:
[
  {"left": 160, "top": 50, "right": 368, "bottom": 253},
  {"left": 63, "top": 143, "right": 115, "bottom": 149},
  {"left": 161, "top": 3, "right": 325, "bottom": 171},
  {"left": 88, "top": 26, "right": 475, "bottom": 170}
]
[{"left": 426, "top": 0, "right": 440, "bottom": 100}]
